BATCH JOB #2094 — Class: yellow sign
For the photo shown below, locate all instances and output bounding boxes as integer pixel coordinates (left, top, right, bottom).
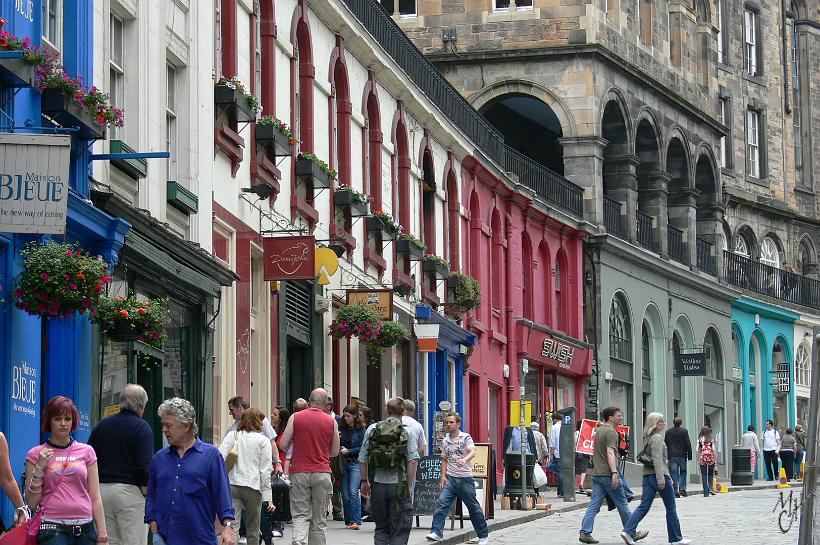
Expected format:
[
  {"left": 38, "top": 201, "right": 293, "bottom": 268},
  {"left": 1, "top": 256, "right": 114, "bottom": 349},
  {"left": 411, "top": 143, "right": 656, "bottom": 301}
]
[
  {"left": 103, "top": 404, "right": 120, "bottom": 417},
  {"left": 472, "top": 443, "right": 491, "bottom": 478},
  {"left": 315, "top": 248, "right": 340, "bottom": 285},
  {"left": 509, "top": 400, "right": 532, "bottom": 427},
  {"left": 346, "top": 289, "right": 394, "bottom": 320}
]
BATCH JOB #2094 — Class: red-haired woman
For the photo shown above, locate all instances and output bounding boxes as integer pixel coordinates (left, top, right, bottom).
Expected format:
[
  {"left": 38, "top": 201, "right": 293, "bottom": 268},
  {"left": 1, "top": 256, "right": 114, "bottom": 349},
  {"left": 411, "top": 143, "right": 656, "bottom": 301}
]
[{"left": 25, "top": 396, "right": 108, "bottom": 544}]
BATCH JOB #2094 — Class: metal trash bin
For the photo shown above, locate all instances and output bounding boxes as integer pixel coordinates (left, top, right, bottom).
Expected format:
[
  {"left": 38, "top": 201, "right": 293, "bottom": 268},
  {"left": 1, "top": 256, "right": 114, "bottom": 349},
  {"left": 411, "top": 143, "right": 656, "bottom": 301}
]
[
  {"left": 731, "top": 447, "right": 754, "bottom": 485},
  {"left": 503, "top": 453, "right": 535, "bottom": 497}
]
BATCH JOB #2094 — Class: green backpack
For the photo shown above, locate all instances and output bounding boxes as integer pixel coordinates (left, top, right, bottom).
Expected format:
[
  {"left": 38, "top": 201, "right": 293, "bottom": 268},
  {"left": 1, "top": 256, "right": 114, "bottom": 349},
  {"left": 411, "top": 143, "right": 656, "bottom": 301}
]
[{"left": 367, "top": 420, "right": 409, "bottom": 498}]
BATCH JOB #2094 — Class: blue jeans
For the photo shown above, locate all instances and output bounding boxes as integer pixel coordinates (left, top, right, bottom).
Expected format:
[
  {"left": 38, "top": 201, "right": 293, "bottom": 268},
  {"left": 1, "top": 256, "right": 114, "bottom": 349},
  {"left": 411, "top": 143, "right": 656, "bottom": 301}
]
[
  {"left": 623, "top": 474, "right": 682, "bottom": 543},
  {"left": 554, "top": 457, "right": 563, "bottom": 494},
  {"left": 619, "top": 469, "right": 634, "bottom": 499},
  {"left": 341, "top": 460, "right": 362, "bottom": 524},
  {"left": 36, "top": 523, "right": 98, "bottom": 545},
  {"left": 699, "top": 464, "right": 714, "bottom": 496},
  {"left": 431, "top": 476, "right": 488, "bottom": 539},
  {"left": 580, "top": 475, "right": 631, "bottom": 536},
  {"left": 795, "top": 449, "right": 805, "bottom": 478},
  {"left": 668, "top": 457, "right": 687, "bottom": 493}
]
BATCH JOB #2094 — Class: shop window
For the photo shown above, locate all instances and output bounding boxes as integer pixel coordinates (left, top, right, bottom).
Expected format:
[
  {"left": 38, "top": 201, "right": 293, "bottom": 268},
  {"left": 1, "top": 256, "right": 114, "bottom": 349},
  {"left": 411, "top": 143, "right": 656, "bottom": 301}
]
[
  {"left": 641, "top": 322, "right": 650, "bottom": 379},
  {"left": 796, "top": 341, "right": 811, "bottom": 387},
  {"left": 704, "top": 406, "right": 725, "bottom": 464},
  {"left": 759, "top": 236, "right": 780, "bottom": 268},
  {"left": 166, "top": 64, "right": 177, "bottom": 182},
  {"left": 42, "top": 0, "right": 62, "bottom": 51},
  {"left": 704, "top": 328, "right": 723, "bottom": 380},
  {"left": 110, "top": 14, "right": 125, "bottom": 141},
  {"left": 556, "top": 376, "right": 575, "bottom": 412},
  {"left": 744, "top": 8, "right": 760, "bottom": 76},
  {"left": 609, "top": 293, "right": 632, "bottom": 362}
]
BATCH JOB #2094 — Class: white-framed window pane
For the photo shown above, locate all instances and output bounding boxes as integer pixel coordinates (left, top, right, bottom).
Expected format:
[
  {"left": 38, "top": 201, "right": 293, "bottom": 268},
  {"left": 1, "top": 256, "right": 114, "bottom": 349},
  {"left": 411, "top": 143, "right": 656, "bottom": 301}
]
[
  {"left": 110, "top": 14, "right": 124, "bottom": 69},
  {"left": 797, "top": 343, "right": 811, "bottom": 387},
  {"left": 167, "top": 65, "right": 176, "bottom": 115},
  {"left": 734, "top": 235, "right": 750, "bottom": 257},
  {"left": 746, "top": 110, "right": 760, "bottom": 178},
  {"left": 719, "top": 99, "right": 727, "bottom": 168},
  {"left": 166, "top": 64, "right": 177, "bottom": 181},
  {"left": 42, "top": 0, "right": 61, "bottom": 49},
  {"left": 760, "top": 237, "right": 780, "bottom": 268},
  {"left": 716, "top": 0, "right": 724, "bottom": 63},
  {"left": 745, "top": 10, "right": 757, "bottom": 75}
]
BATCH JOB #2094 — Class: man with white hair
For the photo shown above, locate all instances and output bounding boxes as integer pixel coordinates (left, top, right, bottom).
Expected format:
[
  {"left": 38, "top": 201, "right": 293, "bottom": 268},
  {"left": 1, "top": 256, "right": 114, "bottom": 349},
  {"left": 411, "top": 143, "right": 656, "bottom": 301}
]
[
  {"left": 146, "top": 397, "right": 236, "bottom": 545},
  {"left": 402, "top": 399, "right": 427, "bottom": 457},
  {"left": 89, "top": 384, "right": 154, "bottom": 545},
  {"left": 531, "top": 421, "right": 549, "bottom": 464},
  {"left": 278, "top": 388, "right": 340, "bottom": 545}
]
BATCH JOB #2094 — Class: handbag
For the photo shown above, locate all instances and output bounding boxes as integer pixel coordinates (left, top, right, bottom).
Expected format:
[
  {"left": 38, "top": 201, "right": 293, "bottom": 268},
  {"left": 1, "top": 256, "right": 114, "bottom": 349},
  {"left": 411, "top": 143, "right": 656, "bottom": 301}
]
[
  {"left": 225, "top": 431, "right": 239, "bottom": 471},
  {"left": 0, "top": 523, "right": 27, "bottom": 545},
  {"left": 267, "top": 475, "right": 291, "bottom": 522},
  {"left": 330, "top": 455, "right": 346, "bottom": 479},
  {"left": 636, "top": 443, "right": 654, "bottom": 468}
]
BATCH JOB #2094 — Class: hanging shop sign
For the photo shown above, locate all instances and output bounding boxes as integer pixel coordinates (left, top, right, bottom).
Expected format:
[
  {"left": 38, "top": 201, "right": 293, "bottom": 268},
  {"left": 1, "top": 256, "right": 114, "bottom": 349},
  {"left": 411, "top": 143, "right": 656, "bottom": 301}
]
[
  {"left": 315, "top": 247, "right": 340, "bottom": 285},
  {"left": 674, "top": 352, "right": 706, "bottom": 376},
  {"left": 263, "top": 235, "right": 315, "bottom": 281},
  {"left": 414, "top": 323, "right": 440, "bottom": 352},
  {"left": 0, "top": 134, "right": 71, "bottom": 234},
  {"left": 346, "top": 289, "right": 394, "bottom": 320},
  {"left": 524, "top": 328, "right": 592, "bottom": 376},
  {"left": 775, "top": 362, "right": 790, "bottom": 393}
]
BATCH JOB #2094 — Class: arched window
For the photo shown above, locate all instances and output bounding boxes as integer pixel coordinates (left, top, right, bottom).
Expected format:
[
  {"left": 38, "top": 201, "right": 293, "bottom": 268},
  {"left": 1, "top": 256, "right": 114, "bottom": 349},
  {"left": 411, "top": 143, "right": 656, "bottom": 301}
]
[
  {"left": 798, "top": 238, "right": 816, "bottom": 277},
  {"left": 641, "top": 322, "right": 651, "bottom": 378},
  {"left": 554, "top": 259, "right": 561, "bottom": 330},
  {"left": 760, "top": 237, "right": 780, "bottom": 268},
  {"left": 522, "top": 234, "right": 533, "bottom": 320},
  {"left": 332, "top": 58, "right": 351, "bottom": 187},
  {"left": 609, "top": 294, "right": 632, "bottom": 362},
  {"left": 295, "top": 22, "right": 313, "bottom": 154},
  {"left": 734, "top": 233, "right": 751, "bottom": 257},
  {"left": 446, "top": 172, "right": 459, "bottom": 269},
  {"left": 491, "top": 210, "right": 503, "bottom": 311},
  {"left": 704, "top": 328, "right": 723, "bottom": 380},
  {"left": 731, "top": 329, "right": 739, "bottom": 365},
  {"left": 797, "top": 341, "right": 811, "bottom": 387}
]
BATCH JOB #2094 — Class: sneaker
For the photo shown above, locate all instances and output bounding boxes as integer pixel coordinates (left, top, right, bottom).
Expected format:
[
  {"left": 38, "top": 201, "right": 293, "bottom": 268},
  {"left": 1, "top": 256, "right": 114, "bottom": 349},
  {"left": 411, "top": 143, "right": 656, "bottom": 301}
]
[
  {"left": 675, "top": 492, "right": 680, "bottom": 498},
  {"left": 619, "top": 532, "right": 636, "bottom": 545},
  {"left": 680, "top": 490, "right": 687, "bottom": 497},
  {"left": 238, "top": 539, "right": 248, "bottom": 545},
  {"left": 272, "top": 531, "right": 283, "bottom": 537},
  {"left": 426, "top": 532, "right": 444, "bottom": 542},
  {"left": 579, "top": 534, "right": 600, "bottom": 544},
  {"left": 672, "top": 539, "right": 693, "bottom": 545},
  {"left": 634, "top": 531, "right": 649, "bottom": 542},
  {"left": 478, "top": 539, "right": 489, "bottom": 545}
]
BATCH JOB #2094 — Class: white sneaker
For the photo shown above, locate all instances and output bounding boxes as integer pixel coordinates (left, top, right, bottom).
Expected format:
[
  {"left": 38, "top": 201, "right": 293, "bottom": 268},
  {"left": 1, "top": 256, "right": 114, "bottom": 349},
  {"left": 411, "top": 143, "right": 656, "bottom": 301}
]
[
  {"left": 238, "top": 539, "right": 248, "bottom": 545},
  {"left": 426, "top": 532, "right": 443, "bottom": 542},
  {"left": 272, "top": 530, "right": 283, "bottom": 537},
  {"left": 467, "top": 538, "right": 488, "bottom": 545},
  {"left": 619, "top": 532, "right": 636, "bottom": 545},
  {"left": 672, "top": 539, "right": 693, "bottom": 545}
]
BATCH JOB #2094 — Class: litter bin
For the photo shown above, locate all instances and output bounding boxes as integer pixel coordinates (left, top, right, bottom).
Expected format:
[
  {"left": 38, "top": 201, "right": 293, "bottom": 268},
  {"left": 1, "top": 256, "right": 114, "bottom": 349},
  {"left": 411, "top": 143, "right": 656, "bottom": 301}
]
[
  {"left": 503, "top": 453, "right": 535, "bottom": 498},
  {"left": 731, "top": 447, "right": 754, "bottom": 485}
]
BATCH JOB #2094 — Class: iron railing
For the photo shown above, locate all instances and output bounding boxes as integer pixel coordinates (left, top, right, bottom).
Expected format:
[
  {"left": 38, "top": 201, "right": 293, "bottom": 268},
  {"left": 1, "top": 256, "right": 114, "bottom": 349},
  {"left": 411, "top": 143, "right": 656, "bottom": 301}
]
[
  {"left": 604, "top": 196, "right": 625, "bottom": 239},
  {"left": 636, "top": 210, "right": 657, "bottom": 252},
  {"left": 696, "top": 237, "right": 717, "bottom": 276},
  {"left": 724, "top": 251, "right": 820, "bottom": 310},
  {"left": 667, "top": 224, "right": 687, "bottom": 265},
  {"left": 341, "top": 0, "right": 505, "bottom": 164},
  {"left": 503, "top": 147, "right": 584, "bottom": 217}
]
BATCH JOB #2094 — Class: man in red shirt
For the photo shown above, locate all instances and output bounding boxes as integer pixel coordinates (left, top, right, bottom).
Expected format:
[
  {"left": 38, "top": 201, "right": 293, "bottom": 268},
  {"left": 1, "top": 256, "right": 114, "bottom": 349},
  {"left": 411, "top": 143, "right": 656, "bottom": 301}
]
[{"left": 278, "top": 389, "right": 340, "bottom": 545}]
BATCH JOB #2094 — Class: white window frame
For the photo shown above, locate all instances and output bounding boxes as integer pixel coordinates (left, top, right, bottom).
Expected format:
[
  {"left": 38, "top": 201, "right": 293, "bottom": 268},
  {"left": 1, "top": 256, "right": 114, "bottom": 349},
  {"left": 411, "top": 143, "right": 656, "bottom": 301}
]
[
  {"left": 109, "top": 14, "right": 125, "bottom": 141},
  {"left": 797, "top": 342, "right": 811, "bottom": 387},
  {"left": 716, "top": 0, "right": 724, "bottom": 64},
  {"left": 42, "top": 0, "right": 63, "bottom": 51},
  {"left": 746, "top": 109, "right": 760, "bottom": 179},
  {"left": 493, "top": 0, "right": 510, "bottom": 11},
  {"left": 719, "top": 98, "right": 728, "bottom": 168},
  {"left": 760, "top": 237, "right": 780, "bottom": 268},
  {"left": 734, "top": 234, "right": 750, "bottom": 257},
  {"left": 166, "top": 64, "right": 177, "bottom": 182},
  {"left": 744, "top": 9, "right": 758, "bottom": 76}
]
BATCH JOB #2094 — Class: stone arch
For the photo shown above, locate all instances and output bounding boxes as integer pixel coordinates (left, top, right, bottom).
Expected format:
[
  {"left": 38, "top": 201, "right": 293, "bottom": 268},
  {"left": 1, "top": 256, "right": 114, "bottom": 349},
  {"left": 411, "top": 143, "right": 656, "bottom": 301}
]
[
  {"left": 642, "top": 302, "right": 666, "bottom": 414},
  {"left": 601, "top": 91, "right": 634, "bottom": 236},
  {"left": 666, "top": 130, "right": 693, "bottom": 236},
  {"left": 798, "top": 234, "right": 817, "bottom": 277},
  {"left": 694, "top": 147, "right": 723, "bottom": 261},
  {"left": 734, "top": 225, "right": 758, "bottom": 257},
  {"left": 609, "top": 290, "right": 633, "bottom": 363},
  {"left": 634, "top": 110, "right": 664, "bottom": 243},
  {"left": 469, "top": 80, "right": 576, "bottom": 137},
  {"left": 704, "top": 326, "right": 725, "bottom": 380}
]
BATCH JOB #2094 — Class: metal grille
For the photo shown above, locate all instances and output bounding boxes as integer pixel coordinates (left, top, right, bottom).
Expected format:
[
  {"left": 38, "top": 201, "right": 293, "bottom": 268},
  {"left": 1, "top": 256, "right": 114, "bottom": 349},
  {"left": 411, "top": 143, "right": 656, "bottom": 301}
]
[
  {"left": 696, "top": 237, "right": 716, "bottom": 276},
  {"left": 284, "top": 281, "right": 312, "bottom": 342},
  {"left": 725, "top": 250, "right": 820, "bottom": 310},
  {"left": 604, "top": 196, "right": 625, "bottom": 239},
  {"left": 503, "top": 147, "right": 584, "bottom": 217},
  {"left": 636, "top": 210, "right": 657, "bottom": 252},
  {"left": 667, "top": 225, "right": 687, "bottom": 265}
]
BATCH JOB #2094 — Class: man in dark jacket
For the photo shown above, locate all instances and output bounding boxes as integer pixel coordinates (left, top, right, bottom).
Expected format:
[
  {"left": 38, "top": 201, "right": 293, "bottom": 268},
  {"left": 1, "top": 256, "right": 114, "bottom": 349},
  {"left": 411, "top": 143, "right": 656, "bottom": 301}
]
[
  {"left": 664, "top": 417, "right": 692, "bottom": 497},
  {"left": 88, "top": 384, "right": 154, "bottom": 545}
]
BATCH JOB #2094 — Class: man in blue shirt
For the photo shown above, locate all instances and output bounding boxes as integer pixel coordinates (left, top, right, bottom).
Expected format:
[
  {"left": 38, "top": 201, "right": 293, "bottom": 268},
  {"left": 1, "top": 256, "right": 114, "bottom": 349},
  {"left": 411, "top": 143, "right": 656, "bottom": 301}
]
[{"left": 145, "top": 397, "right": 236, "bottom": 545}]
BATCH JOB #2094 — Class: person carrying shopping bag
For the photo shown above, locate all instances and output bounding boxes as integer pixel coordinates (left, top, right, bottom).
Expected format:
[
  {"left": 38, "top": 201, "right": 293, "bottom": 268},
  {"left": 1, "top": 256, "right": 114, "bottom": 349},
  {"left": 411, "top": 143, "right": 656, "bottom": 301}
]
[
  {"left": 620, "top": 413, "right": 691, "bottom": 545},
  {"left": 779, "top": 428, "right": 798, "bottom": 481},
  {"left": 696, "top": 427, "right": 717, "bottom": 497}
]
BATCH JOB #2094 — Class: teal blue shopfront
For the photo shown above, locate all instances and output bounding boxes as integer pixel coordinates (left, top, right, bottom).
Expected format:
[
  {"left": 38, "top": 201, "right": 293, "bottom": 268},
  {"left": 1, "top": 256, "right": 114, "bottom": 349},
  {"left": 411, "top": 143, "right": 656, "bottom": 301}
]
[{"left": 732, "top": 298, "right": 797, "bottom": 477}]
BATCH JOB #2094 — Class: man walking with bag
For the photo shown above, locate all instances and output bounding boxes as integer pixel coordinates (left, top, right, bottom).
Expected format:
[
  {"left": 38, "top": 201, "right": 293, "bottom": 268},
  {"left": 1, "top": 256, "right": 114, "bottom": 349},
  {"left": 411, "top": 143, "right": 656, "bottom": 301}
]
[
  {"left": 359, "top": 397, "right": 419, "bottom": 545},
  {"left": 426, "top": 413, "right": 489, "bottom": 545}
]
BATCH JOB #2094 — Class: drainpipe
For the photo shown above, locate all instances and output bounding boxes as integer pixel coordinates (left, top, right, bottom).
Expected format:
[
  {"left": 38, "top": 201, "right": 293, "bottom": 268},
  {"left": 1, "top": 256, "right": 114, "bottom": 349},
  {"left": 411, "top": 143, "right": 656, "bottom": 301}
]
[{"left": 797, "top": 331, "right": 820, "bottom": 544}]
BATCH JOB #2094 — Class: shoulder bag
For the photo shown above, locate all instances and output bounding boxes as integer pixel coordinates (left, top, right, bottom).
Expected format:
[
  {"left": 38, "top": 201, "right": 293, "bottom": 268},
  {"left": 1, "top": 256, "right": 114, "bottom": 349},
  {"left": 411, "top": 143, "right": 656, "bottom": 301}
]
[
  {"left": 225, "top": 431, "right": 240, "bottom": 471},
  {"left": 636, "top": 440, "right": 654, "bottom": 468}
]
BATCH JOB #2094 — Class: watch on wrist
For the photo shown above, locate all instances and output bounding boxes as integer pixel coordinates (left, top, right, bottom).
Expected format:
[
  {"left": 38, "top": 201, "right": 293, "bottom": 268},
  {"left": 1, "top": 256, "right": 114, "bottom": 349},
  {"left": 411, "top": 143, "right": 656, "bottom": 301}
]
[{"left": 223, "top": 520, "right": 237, "bottom": 529}]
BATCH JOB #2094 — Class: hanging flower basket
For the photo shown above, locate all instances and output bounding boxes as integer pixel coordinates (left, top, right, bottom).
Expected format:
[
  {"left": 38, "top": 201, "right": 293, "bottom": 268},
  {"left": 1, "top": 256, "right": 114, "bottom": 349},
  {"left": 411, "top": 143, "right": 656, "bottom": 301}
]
[
  {"left": 257, "top": 116, "right": 297, "bottom": 156},
  {"left": 423, "top": 254, "right": 451, "bottom": 278},
  {"left": 93, "top": 295, "right": 168, "bottom": 347},
  {"left": 364, "top": 321, "right": 409, "bottom": 367},
  {"left": 328, "top": 303, "right": 382, "bottom": 343},
  {"left": 367, "top": 210, "right": 402, "bottom": 240},
  {"left": 14, "top": 241, "right": 112, "bottom": 319},
  {"left": 447, "top": 271, "right": 481, "bottom": 314},
  {"left": 396, "top": 234, "right": 426, "bottom": 261}
]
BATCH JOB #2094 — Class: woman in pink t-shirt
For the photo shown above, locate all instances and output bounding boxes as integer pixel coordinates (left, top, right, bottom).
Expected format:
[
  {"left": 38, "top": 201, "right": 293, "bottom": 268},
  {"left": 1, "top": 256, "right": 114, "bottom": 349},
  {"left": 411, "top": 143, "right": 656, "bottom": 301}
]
[{"left": 25, "top": 396, "right": 108, "bottom": 544}]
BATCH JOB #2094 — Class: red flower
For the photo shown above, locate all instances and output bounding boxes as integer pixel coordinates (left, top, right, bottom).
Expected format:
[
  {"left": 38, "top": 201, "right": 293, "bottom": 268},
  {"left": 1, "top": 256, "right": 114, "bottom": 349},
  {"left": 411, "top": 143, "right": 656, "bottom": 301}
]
[
  {"left": 39, "top": 272, "right": 50, "bottom": 282},
  {"left": 69, "top": 283, "right": 77, "bottom": 290},
  {"left": 137, "top": 308, "right": 147, "bottom": 315},
  {"left": 118, "top": 309, "right": 129, "bottom": 318},
  {"left": 76, "top": 273, "right": 85, "bottom": 280}
]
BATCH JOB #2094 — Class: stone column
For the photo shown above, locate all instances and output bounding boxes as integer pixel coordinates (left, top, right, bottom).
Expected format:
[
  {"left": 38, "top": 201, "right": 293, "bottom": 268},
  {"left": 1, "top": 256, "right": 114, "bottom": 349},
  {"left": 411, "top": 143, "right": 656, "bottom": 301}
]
[
  {"left": 560, "top": 136, "right": 607, "bottom": 228},
  {"left": 641, "top": 171, "right": 671, "bottom": 256},
  {"left": 668, "top": 188, "right": 698, "bottom": 267},
  {"left": 603, "top": 154, "right": 640, "bottom": 242}
]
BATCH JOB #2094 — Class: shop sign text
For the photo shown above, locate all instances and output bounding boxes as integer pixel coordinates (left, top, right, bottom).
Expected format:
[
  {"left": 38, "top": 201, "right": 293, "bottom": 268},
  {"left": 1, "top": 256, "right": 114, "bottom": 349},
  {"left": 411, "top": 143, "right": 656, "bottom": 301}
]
[
  {"left": 11, "top": 361, "right": 37, "bottom": 417},
  {"left": 541, "top": 338, "right": 574, "bottom": 369}
]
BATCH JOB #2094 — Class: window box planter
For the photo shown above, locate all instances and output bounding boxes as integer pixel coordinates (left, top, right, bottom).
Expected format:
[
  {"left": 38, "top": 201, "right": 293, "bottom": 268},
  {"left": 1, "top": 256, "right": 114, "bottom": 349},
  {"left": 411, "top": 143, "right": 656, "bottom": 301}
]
[
  {"left": 0, "top": 51, "right": 34, "bottom": 88},
  {"left": 395, "top": 238, "right": 425, "bottom": 261},
  {"left": 167, "top": 181, "right": 199, "bottom": 214},
  {"left": 334, "top": 188, "right": 369, "bottom": 217},
  {"left": 215, "top": 84, "right": 256, "bottom": 123},
  {"left": 41, "top": 89, "right": 106, "bottom": 140},
  {"left": 366, "top": 216, "right": 400, "bottom": 241},
  {"left": 107, "top": 318, "right": 145, "bottom": 343},
  {"left": 295, "top": 157, "right": 333, "bottom": 189},
  {"left": 110, "top": 140, "right": 148, "bottom": 179},
  {"left": 392, "top": 267, "right": 415, "bottom": 297},
  {"left": 423, "top": 257, "right": 450, "bottom": 278},
  {"left": 256, "top": 123, "right": 293, "bottom": 157}
]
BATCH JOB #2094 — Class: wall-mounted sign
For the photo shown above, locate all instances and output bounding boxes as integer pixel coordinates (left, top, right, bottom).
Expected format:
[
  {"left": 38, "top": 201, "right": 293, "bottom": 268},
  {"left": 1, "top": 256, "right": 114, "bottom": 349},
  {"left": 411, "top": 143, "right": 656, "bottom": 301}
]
[
  {"left": 775, "top": 362, "right": 790, "bottom": 393},
  {"left": 263, "top": 235, "right": 315, "bottom": 281},
  {"left": 731, "top": 366, "right": 743, "bottom": 381},
  {"left": 0, "top": 134, "right": 71, "bottom": 234},
  {"left": 523, "top": 327, "right": 592, "bottom": 376},
  {"left": 315, "top": 247, "right": 339, "bottom": 285},
  {"left": 414, "top": 323, "right": 440, "bottom": 352},
  {"left": 347, "top": 289, "right": 393, "bottom": 320},
  {"left": 674, "top": 352, "right": 706, "bottom": 376}
]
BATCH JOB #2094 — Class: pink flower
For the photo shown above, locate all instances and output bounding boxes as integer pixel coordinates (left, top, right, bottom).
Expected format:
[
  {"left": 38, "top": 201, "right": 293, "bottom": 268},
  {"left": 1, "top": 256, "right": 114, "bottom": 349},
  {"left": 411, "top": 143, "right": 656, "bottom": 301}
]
[
  {"left": 39, "top": 272, "right": 50, "bottom": 282},
  {"left": 65, "top": 250, "right": 73, "bottom": 256},
  {"left": 81, "top": 298, "right": 90, "bottom": 308}
]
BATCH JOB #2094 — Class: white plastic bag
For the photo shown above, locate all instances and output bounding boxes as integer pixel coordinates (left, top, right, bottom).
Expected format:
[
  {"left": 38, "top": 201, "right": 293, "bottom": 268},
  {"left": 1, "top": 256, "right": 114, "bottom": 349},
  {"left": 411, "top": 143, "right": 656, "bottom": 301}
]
[{"left": 533, "top": 463, "right": 548, "bottom": 488}]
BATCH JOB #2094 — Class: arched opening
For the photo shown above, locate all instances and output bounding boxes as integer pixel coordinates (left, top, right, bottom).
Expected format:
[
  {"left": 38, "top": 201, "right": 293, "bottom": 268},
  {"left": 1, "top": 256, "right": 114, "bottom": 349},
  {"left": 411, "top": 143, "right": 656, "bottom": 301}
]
[
  {"left": 666, "top": 137, "right": 691, "bottom": 263},
  {"left": 642, "top": 304, "right": 666, "bottom": 420},
  {"left": 635, "top": 118, "right": 662, "bottom": 251},
  {"left": 522, "top": 233, "right": 534, "bottom": 320},
  {"left": 364, "top": 87, "right": 384, "bottom": 268},
  {"left": 469, "top": 192, "right": 483, "bottom": 321},
  {"left": 490, "top": 210, "right": 504, "bottom": 325},
  {"left": 704, "top": 328, "right": 724, "bottom": 381},
  {"left": 295, "top": 21, "right": 313, "bottom": 153},
  {"left": 421, "top": 148, "right": 437, "bottom": 300},
  {"left": 672, "top": 315, "right": 695, "bottom": 421},
  {"left": 750, "top": 332, "right": 763, "bottom": 431},
  {"left": 333, "top": 59, "right": 351, "bottom": 186},
  {"left": 446, "top": 171, "right": 460, "bottom": 270},
  {"left": 694, "top": 153, "right": 720, "bottom": 273},
  {"left": 538, "top": 242, "right": 552, "bottom": 327},
  {"left": 609, "top": 292, "right": 634, "bottom": 442},
  {"left": 554, "top": 250, "right": 567, "bottom": 333},
  {"left": 478, "top": 93, "right": 564, "bottom": 174},
  {"left": 797, "top": 237, "right": 817, "bottom": 278},
  {"left": 601, "top": 99, "right": 632, "bottom": 239},
  {"left": 394, "top": 117, "right": 410, "bottom": 229},
  {"left": 772, "top": 339, "right": 790, "bottom": 428}
]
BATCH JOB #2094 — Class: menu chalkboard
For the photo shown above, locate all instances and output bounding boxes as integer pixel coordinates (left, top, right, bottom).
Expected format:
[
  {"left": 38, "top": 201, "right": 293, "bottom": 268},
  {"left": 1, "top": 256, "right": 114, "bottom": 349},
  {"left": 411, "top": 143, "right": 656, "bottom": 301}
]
[{"left": 413, "top": 455, "right": 443, "bottom": 516}]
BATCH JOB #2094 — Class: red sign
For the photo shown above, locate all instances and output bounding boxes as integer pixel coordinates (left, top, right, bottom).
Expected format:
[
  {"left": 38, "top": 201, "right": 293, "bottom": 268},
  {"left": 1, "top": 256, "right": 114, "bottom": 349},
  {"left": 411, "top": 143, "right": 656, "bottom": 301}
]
[
  {"left": 575, "top": 420, "right": 630, "bottom": 456},
  {"left": 522, "top": 326, "right": 592, "bottom": 376},
  {"left": 263, "top": 236, "right": 315, "bottom": 281}
]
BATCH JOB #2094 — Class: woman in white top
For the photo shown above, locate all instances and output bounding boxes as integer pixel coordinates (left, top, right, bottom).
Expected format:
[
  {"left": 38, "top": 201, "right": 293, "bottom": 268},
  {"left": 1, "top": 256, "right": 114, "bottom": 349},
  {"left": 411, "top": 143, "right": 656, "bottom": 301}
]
[
  {"left": 739, "top": 424, "right": 762, "bottom": 475},
  {"left": 219, "top": 408, "right": 274, "bottom": 545}
]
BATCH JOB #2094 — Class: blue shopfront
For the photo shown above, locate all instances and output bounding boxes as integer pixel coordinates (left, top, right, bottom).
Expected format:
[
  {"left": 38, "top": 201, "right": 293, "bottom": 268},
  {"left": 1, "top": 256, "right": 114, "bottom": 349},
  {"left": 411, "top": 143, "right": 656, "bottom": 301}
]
[
  {"left": 415, "top": 305, "right": 476, "bottom": 453},
  {"left": 732, "top": 297, "right": 798, "bottom": 476},
  {"left": 0, "top": 2, "right": 129, "bottom": 525}
]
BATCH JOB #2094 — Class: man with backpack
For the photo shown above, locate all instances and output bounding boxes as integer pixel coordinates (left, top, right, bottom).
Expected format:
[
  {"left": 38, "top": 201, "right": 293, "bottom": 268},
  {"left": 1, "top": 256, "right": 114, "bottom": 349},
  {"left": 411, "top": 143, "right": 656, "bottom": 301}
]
[
  {"left": 359, "top": 397, "right": 419, "bottom": 545},
  {"left": 426, "top": 412, "right": 489, "bottom": 545}
]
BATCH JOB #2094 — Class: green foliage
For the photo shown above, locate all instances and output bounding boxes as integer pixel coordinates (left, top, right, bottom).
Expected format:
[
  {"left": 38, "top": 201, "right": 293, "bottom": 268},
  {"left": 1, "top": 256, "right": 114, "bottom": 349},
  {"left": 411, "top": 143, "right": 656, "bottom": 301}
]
[
  {"left": 449, "top": 271, "right": 481, "bottom": 313},
  {"left": 423, "top": 254, "right": 450, "bottom": 270},
  {"left": 93, "top": 295, "right": 169, "bottom": 347},
  {"left": 298, "top": 152, "right": 338, "bottom": 180},
  {"left": 328, "top": 304, "right": 382, "bottom": 342},
  {"left": 399, "top": 233, "right": 426, "bottom": 252}
]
